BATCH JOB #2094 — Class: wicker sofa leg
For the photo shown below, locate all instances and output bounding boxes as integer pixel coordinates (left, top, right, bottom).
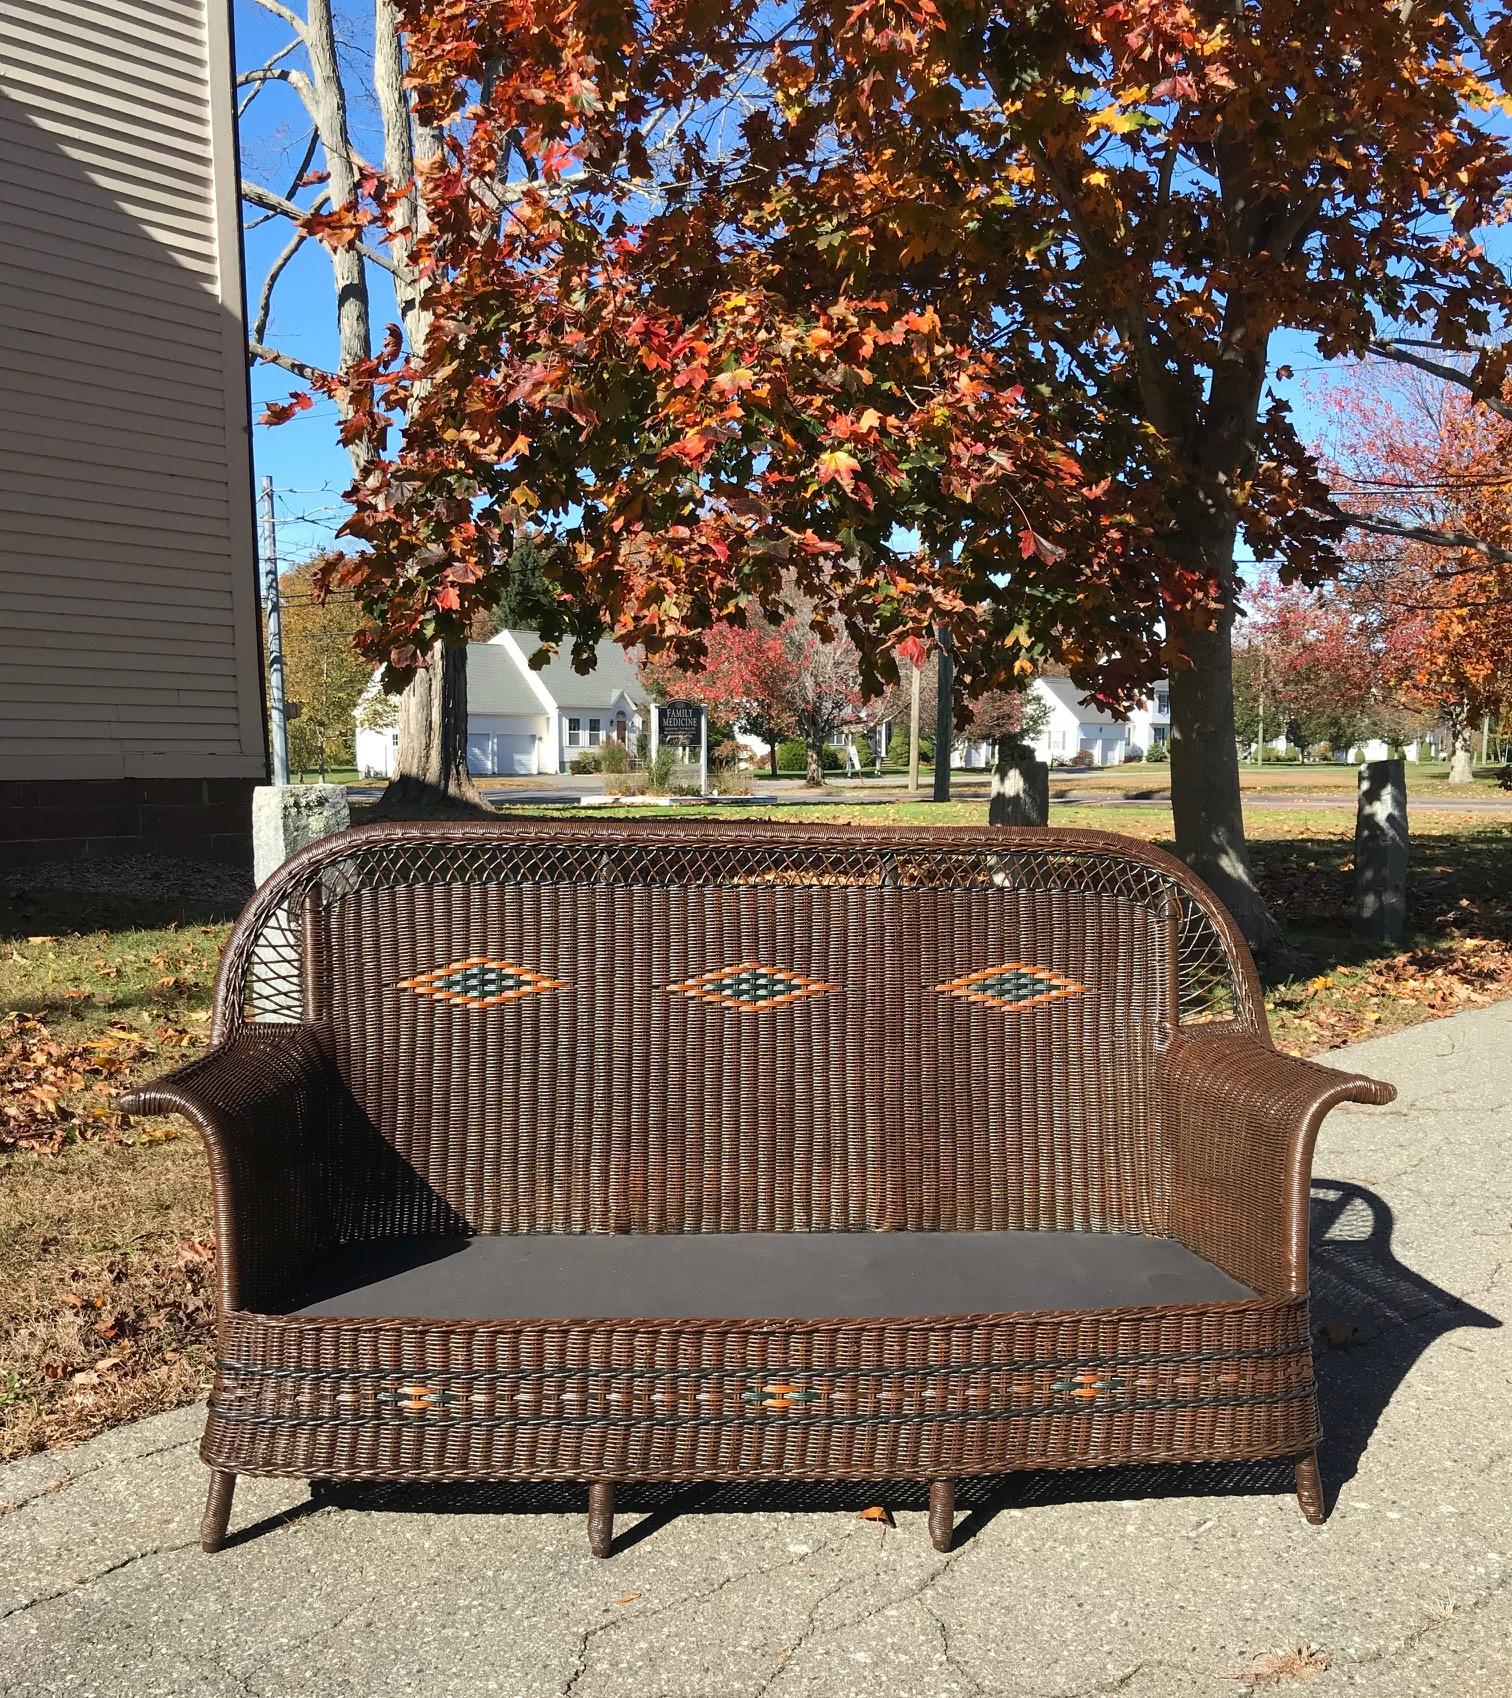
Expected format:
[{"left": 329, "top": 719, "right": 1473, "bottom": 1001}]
[
  {"left": 928, "top": 1479, "right": 956, "bottom": 1552},
  {"left": 587, "top": 1482, "right": 615, "bottom": 1558},
  {"left": 201, "top": 1469, "right": 236, "bottom": 1553},
  {"left": 1294, "top": 1452, "right": 1326, "bottom": 1525}
]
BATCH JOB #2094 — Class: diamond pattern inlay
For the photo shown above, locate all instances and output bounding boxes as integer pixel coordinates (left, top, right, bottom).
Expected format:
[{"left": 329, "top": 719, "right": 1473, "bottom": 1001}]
[
  {"left": 937, "top": 962, "right": 1085, "bottom": 1010},
  {"left": 668, "top": 962, "right": 835, "bottom": 1011},
  {"left": 397, "top": 957, "right": 565, "bottom": 1008}
]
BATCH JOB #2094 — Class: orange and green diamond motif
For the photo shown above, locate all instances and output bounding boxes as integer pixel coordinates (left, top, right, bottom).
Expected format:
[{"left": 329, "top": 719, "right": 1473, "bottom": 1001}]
[
  {"left": 397, "top": 957, "right": 565, "bottom": 1008},
  {"left": 937, "top": 963, "right": 1085, "bottom": 1011},
  {"left": 668, "top": 962, "right": 835, "bottom": 1011}
]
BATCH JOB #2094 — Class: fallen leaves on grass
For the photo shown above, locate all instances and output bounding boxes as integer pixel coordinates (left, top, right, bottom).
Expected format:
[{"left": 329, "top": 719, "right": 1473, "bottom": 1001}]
[
  {"left": 0, "top": 1012, "right": 198, "bottom": 1154},
  {"left": 1268, "top": 937, "right": 1512, "bottom": 1053},
  {"left": 1238, "top": 1645, "right": 1331, "bottom": 1686}
]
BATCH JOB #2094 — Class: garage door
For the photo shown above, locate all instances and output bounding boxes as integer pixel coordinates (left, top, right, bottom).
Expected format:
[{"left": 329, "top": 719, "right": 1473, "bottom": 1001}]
[
  {"left": 467, "top": 732, "right": 537, "bottom": 776},
  {"left": 495, "top": 733, "right": 536, "bottom": 775}
]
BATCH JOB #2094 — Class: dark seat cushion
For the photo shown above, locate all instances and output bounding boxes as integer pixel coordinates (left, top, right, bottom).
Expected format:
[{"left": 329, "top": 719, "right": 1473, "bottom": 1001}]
[{"left": 284, "top": 1231, "right": 1253, "bottom": 1321}]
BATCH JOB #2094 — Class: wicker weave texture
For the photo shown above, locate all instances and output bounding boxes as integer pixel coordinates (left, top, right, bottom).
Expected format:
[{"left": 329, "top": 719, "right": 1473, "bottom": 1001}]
[
  {"left": 318, "top": 876, "right": 1170, "bottom": 1238},
  {"left": 205, "top": 1299, "right": 1319, "bottom": 1484}
]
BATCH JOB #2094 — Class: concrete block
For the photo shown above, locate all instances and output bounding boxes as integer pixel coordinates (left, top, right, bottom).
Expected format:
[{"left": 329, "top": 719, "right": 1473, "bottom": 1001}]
[
  {"left": 252, "top": 784, "right": 349, "bottom": 888},
  {"left": 1354, "top": 759, "right": 1408, "bottom": 942}
]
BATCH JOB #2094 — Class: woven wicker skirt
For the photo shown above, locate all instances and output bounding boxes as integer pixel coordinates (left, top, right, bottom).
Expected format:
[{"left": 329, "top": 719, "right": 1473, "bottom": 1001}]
[{"left": 206, "top": 1299, "right": 1319, "bottom": 1483}]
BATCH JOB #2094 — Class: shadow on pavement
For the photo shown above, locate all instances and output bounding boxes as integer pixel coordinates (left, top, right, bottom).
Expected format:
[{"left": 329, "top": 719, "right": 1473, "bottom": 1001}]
[{"left": 305, "top": 1178, "right": 1496, "bottom": 1548}]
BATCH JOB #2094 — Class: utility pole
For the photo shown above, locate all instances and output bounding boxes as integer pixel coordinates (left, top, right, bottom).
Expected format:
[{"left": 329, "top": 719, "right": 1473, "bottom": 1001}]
[
  {"left": 260, "top": 475, "right": 290, "bottom": 785},
  {"left": 907, "top": 663, "right": 922, "bottom": 794},
  {"left": 932, "top": 627, "right": 953, "bottom": 803}
]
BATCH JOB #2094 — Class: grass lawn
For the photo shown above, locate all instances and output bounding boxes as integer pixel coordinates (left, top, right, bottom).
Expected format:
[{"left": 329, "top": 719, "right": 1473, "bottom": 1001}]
[
  {"left": 3, "top": 801, "right": 1510, "bottom": 1463},
  {"left": 897, "top": 761, "right": 1508, "bottom": 799}
]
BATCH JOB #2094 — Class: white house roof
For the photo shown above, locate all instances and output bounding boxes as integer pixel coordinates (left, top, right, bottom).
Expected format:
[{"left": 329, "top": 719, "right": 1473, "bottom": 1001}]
[
  {"left": 466, "top": 644, "right": 547, "bottom": 717},
  {"left": 500, "top": 631, "right": 649, "bottom": 708},
  {"left": 1036, "top": 676, "right": 1125, "bottom": 727}
]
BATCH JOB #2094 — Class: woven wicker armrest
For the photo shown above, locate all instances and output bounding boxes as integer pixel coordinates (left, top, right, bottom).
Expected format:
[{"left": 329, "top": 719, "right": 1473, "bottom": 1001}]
[
  {"left": 118, "top": 1027, "right": 347, "bottom": 1312},
  {"left": 1161, "top": 1023, "right": 1396, "bottom": 1299}
]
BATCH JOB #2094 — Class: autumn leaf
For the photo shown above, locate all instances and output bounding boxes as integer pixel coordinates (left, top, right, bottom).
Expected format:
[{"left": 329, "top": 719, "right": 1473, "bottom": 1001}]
[
  {"left": 259, "top": 393, "right": 313, "bottom": 427},
  {"left": 815, "top": 449, "right": 862, "bottom": 492}
]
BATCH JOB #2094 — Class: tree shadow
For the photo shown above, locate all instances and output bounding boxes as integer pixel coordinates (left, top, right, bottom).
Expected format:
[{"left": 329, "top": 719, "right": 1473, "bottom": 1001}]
[
  {"left": 306, "top": 1177, "right": 1494, "bottom": 1547},
  {"left": 0, "top": 867, "right": 251, "bottom": 945},
  {"left": 1249, "top": 827, "right": 1512, "bottom": 988}
]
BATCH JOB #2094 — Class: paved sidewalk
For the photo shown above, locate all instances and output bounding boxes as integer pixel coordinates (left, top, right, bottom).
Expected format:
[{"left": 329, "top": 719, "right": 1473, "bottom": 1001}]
[{"left": 3, "top": 1005, "right": 1509, "bottom": 1698}]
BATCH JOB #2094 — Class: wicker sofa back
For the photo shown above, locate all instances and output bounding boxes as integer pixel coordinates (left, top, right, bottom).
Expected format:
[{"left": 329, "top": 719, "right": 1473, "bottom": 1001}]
[{"left": 219, "top": 821, "right": 1253, "bottom": 1242}]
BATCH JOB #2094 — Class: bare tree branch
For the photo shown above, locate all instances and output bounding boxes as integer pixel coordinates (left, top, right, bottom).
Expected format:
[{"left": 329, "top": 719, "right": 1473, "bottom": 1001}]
[
  {"left": 1332, "top": 505, "right": 1512, "bottom": 567},
  {"left": 252, "top": 215, "right": 319, "bottom": 344},
  {"left": 240, "top": 178, "right": 400, "bottom": 275},
  {"left": 1368, "top": 339, "right": 1512, "bottom": 423},
  {"left": 255, "top": 0, "right": 309, "bottom": 42},
  {"left": 249, "top": 340, "right": 333, "bottom": 386},
  {"left": 236, "top": 37, "right": 303, "bottom": 116}
]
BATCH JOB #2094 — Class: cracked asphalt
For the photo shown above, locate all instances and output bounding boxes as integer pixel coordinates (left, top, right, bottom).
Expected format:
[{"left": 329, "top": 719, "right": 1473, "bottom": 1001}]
[{"left": 3, "top": 1002, "right": 1509, "bottom": 1698}]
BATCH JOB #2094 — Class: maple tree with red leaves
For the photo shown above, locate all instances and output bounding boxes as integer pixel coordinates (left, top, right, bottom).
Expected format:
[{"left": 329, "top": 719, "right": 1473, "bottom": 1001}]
[
  {"left": 1323, "top": 368, "right": 1512, "bottom": 779},
  {"left": 263, "top": 1, "right": 1512, "bottom": 945},
  {"left": 1232, "top": 575, "right": 1384, "bottom": 759},
  {"left": 645, "top": 593, "right": 864, "bottom": 786}
]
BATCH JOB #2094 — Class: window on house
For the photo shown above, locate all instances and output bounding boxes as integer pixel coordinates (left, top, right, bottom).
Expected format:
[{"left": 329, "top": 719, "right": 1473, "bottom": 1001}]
[
  {"left": 588, "top": 717, "right": 602, "bottom": 746},
  {"left": 1156, "top": 692, "right": 1170, "bottom": 716},
  {"left": 1153, "top": 725, "right": 1170, "bottom": 747},
  {"left": 567, "top": 717, "right": 582, "bottom": 747}
]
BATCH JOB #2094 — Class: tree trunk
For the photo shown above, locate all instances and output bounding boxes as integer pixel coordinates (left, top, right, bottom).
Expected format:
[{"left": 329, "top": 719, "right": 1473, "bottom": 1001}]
[
  {"left": 804, "top": 740, "right": 825, "bottom": 787},
  {"left": 768, "top": 737, "right": 779, "bottom": 778},
  {"left": 1168, "top": 607, "right": 1283, "bottom": 955},
  {"left": 1448, "top": 718, "right": 1476, "bottom": 784},
  {"left": 370, "top": 642, "right": 492, "bottom": 816}
]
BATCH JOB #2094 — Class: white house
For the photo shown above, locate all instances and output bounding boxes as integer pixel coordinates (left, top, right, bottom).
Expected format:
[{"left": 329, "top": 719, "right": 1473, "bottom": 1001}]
[
  {"left": 953, "top": 677, "right": 1172, "bottom": 769},
  {"left": 356, "top": 631, "right": 649, "bottom": 778}
]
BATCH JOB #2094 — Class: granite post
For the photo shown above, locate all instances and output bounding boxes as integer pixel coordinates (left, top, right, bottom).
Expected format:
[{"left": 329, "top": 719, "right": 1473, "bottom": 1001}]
[
  {"left": 250, "top": 785, "right": 350, "bottom": 1019},
  {"left": 1354, "top": 759, "right": 1408, "bottom": 942},
  {"left": 989, "top": 750, "right": 1050, "bottom": 828}
]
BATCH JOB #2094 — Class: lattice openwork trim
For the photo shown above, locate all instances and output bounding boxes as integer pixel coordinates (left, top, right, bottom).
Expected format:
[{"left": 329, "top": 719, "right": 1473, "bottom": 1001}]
[{"left": 218, "top": 824, "right": 1253, "bottom": 1037}]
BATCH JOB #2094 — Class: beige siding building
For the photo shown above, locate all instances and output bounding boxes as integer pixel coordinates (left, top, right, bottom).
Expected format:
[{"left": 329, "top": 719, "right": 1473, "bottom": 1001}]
[{"left": 0, "top": 0, "right": 265, "bottom": 862}]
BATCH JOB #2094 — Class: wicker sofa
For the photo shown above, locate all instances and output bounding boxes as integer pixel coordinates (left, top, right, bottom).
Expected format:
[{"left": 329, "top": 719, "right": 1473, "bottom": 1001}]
[{"left": 121, "top": 821, "right": 1394, "bottom": 1556}]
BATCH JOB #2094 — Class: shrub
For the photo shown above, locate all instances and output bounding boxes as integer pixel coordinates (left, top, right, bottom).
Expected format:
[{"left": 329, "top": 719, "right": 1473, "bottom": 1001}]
[
  {"left": 602, "top": 771, "right": 647, "bottom": 796},
  {"left": 1308, "top": 742, "right": 1334, "bottom": 762},
  {"left": 596, "top": 740, "right": 631, "bottom": 774},
  {"left": 647, "top": 744, "right": 677, "bottom": 792},
  {"left": 1068, "top": 749, "right": 1096, "bottom": 768},
  {"left": 1145, "top": 741, "right": 1169, "bottom": 764},
  {"left": 885, "top": 727, "right": 911, "bottom": 768},
  {"left": 709, "top": 767, "right": 754, "bottom": 796},
  {"left": 711, "top": 737, "right": 744, "bottom": 768},
  {"left": 1122, "top": 749, "right": 1145, "bottom": 764},
  {"left": 568, "top": 746, "right": 603, "bottom": 775},
  {"left": 775, "top": 739, "right": 843, "bottom": 773}
]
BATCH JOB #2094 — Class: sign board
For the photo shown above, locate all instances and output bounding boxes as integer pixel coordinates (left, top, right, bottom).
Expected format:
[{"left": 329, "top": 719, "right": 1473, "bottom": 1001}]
[
  {"left": 658, "top": 699, "right": 703, "bottom": 739},
  {"left": 651, "top": 698, "right": 709, "bottom": 796}
]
